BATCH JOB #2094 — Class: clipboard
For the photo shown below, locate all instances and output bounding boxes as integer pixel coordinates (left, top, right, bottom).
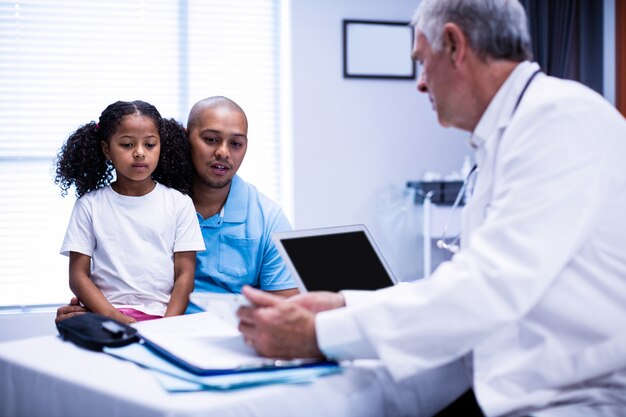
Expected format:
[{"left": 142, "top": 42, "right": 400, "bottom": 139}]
[
  {"left": 133, "top": 312, "right": 336, "bottom": 376},
  {"left": 104, "top": 342, "right": 342, "bottom": 391}
]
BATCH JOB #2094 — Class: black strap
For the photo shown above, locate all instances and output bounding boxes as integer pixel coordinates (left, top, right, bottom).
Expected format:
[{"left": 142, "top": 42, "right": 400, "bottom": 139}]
[
  {"left": 512, "top": 68, "right": 542, "bottom": 115},
  {"left": 469, "top": 68, "right": 542, "bottom": 178}
]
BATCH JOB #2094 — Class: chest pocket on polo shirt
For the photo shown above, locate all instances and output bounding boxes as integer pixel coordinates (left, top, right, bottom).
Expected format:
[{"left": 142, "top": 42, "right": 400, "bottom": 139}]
[{"left": 218, "top": 234, "right": 260, "bottom": 277}]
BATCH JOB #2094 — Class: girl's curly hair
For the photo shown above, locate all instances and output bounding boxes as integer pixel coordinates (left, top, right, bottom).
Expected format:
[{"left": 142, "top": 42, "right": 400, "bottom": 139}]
[{"left": 54, "top": 100, "right": 193, "bottom": 198}]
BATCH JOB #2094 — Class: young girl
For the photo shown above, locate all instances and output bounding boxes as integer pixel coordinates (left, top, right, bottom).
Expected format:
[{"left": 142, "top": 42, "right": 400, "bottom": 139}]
[{"left": 55, "top": 100, "right": 205, "bottom": 323}]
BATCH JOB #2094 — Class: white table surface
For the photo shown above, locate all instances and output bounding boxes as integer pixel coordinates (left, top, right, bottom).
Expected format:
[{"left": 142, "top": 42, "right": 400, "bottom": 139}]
[{"left": 0, "top": 335, "right": 466, "bottom": 417}]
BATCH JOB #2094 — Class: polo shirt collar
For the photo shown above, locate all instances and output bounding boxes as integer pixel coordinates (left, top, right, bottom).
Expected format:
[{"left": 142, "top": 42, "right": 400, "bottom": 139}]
[{"left": 222, "top": 175, "right": 248, "bottom": 223}]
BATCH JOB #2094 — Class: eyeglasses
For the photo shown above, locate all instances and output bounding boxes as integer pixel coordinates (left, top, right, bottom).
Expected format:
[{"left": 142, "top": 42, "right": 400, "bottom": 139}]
[{"left": 435, "top": 164, "right": 478, "bottom": 254}]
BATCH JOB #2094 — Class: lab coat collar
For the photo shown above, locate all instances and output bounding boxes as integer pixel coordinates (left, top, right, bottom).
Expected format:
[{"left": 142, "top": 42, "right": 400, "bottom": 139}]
[{"left": 470, "top": 61, "right": 540, "bottom": 166}]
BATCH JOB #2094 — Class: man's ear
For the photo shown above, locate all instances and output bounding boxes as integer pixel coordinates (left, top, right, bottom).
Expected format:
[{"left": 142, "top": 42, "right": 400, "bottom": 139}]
[{"left": 442, "top": 23, "right": 467, "bottom": 67}]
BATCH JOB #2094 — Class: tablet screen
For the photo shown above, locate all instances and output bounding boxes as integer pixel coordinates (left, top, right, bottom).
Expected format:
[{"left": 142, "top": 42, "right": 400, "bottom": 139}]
[{"left": 278, "top": 230, "right": 395, "bottom": 292}]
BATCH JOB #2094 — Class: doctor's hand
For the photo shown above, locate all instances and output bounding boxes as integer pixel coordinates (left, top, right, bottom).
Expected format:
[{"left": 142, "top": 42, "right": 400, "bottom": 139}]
[
  {"left": 288, "top": 291, "right": 345, "bottom": 313},
  {"left": 237, "top": 286, "right": 324, "bottom": 359},
  {"left": 55, "top": 297, "right": 89, "bottom": 324}
]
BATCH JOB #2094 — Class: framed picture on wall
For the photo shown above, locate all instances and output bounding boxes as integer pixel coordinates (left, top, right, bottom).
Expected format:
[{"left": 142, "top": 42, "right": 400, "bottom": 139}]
[{"left": 343, "top": 19, "right": 416, "bottom": 80}]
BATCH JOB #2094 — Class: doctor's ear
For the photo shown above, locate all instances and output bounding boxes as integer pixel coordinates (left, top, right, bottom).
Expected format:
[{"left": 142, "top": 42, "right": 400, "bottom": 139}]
[{"left": 442, "top": 23, "right": 467, "bottom": 65}]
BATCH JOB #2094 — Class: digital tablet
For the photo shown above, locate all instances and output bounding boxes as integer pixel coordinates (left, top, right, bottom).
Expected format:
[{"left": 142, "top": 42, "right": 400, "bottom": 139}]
[{"left": 272, "top": 224, "right": 397, "bottom": 292}]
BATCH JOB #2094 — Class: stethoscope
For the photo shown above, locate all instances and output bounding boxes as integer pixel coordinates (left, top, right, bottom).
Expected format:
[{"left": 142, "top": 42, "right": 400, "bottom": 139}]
[
  {"left": 436, "top": 68, "right": 542, "bottom": 254},
  {"left": 435, "top": 164, "right": 478, "bottom": 253}
]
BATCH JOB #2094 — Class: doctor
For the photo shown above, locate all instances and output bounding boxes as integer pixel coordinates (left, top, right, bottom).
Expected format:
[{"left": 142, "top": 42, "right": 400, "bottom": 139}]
[{"left": 238, "top": 0, "right": 626, "bottom": 415}]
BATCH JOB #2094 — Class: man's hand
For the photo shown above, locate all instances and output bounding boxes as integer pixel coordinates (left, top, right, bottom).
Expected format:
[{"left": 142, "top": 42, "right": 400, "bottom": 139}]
[
  {"left": 237, "top": 286, "right": 325, "bottom": 359},
  {"left": 288, "top": 291, "right": 345, "bottom": 313},
  {"left": 55, "top": 297, "right": 88, "bottom": 324}
]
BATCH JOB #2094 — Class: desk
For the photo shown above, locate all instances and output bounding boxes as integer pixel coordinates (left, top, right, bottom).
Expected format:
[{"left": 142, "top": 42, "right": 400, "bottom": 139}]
[{"left": 0, "top": 336, "right": 467, "bottom": 417}]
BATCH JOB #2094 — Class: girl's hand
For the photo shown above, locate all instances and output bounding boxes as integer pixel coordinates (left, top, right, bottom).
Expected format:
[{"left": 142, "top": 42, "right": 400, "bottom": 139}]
[
  {"left": 112, "top": 310, "right": 137, "bottom": 324},
  {"left": 55, "top": 297, "right": 89, "bottom": 324}
]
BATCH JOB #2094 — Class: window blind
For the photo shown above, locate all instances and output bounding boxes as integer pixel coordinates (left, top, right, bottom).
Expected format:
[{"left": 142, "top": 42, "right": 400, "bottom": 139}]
[
  {"left": 0, "top": 0, "right": 283, "bottom": 307},
  {"left": 186, "top": 0, "right": 283, "bottom": 201}
]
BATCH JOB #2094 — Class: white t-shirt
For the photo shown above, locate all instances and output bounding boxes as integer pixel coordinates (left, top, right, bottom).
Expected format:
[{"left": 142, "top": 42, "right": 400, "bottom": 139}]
[{"left": 60, "top": 183, "right": 205, "bottom": 316}]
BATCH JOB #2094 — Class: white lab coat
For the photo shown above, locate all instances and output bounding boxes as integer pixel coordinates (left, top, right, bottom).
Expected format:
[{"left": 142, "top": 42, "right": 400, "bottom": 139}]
[{"left": 316, "top": 62, "right": 626, "bottom": 416}]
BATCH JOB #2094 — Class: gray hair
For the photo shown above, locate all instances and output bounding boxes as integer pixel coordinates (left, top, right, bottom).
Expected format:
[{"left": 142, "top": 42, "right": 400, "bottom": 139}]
[{"left": 411, "top": 0, "right": 532, "bottom": 62}]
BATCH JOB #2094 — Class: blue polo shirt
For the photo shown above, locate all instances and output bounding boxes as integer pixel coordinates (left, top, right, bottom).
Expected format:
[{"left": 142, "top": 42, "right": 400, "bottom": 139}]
[{"left": 193, "top": 175, "right": 295, "bottom": 296}]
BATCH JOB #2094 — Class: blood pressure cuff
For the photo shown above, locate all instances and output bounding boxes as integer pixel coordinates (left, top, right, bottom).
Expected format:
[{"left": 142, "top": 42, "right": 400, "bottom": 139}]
[{"left": 56, "top": 313, "right": 139, "bottom": 351}]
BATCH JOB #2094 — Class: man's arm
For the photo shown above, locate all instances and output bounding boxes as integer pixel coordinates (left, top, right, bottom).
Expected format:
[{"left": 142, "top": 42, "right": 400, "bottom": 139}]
[
  {"left": 289, "top": 290, "right": 346, "bottom": 313},
  {"left": 257, "top": 204, "right": 299, "bottom": 293},
  {"left": 268, "top": 288, "right": 299, "bottom": 298}
]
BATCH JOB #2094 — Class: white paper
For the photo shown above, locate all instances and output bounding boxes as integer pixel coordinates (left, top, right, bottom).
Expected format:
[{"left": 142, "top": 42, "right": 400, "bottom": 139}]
[
  {"left": 189, "top": 292, "right": 249, "bottom": 327},
  {"left": 132, "top": 312, "right": 263, "bottom": 370}
]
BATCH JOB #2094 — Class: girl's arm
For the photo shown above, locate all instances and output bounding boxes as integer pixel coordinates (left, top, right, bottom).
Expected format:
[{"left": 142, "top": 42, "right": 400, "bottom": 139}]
[
  {"left": 164, "top": 251, "right": 196, "bottom": 317},
  {"left": 68, "top": 252, "right": 135, "bottom": 324}
]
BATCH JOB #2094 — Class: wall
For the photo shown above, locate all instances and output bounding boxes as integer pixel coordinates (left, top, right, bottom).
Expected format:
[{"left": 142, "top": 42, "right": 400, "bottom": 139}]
[
  {"left": 5, "top": 0, "right": 618, "bottom": 342},
  {"left": 3, "top": 0, "right": 465, "bottom": 344},
  {"left": 289, "top": 0, "right": 469, "bottom": 243}
]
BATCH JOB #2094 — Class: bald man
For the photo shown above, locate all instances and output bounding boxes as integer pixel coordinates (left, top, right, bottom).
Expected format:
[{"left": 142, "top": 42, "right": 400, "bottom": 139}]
[
  {"left": 57, "top": 96, "right": 297, "bottom": 322},
  {"left": 185, "top": 96, "right": 298, "bottom": 307}
]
